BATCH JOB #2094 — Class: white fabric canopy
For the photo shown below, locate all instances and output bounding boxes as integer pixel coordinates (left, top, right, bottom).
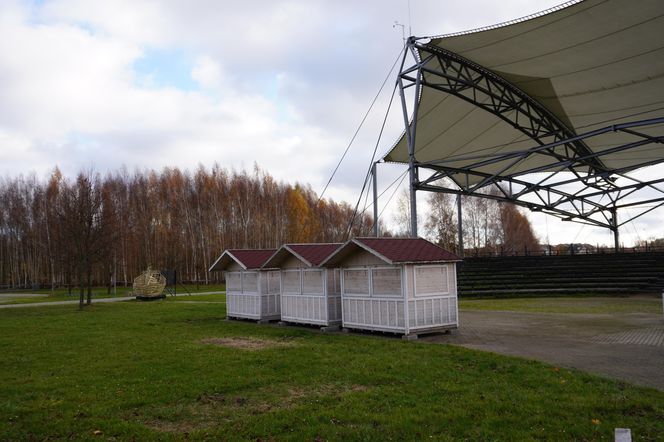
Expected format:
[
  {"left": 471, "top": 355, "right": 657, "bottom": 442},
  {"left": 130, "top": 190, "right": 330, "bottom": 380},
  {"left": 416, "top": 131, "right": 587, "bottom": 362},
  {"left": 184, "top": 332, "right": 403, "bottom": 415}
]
[{"left": 384, "top": 0, "right": 664, "bottom": 184}]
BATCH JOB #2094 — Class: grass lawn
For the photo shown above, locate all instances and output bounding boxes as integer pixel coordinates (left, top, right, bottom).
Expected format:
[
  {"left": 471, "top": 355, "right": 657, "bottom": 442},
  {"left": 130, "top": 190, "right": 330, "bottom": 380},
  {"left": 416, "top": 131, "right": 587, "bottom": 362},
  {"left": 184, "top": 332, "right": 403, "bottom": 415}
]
[
  {"left": 459, "top": 295, "right": 662, "bottom": 314},
  {"left": 0, "top": 284, "right": 225, "bottom": 305},
  {"left": 0, "top": 298, "right": 662, "bottom": 441}
]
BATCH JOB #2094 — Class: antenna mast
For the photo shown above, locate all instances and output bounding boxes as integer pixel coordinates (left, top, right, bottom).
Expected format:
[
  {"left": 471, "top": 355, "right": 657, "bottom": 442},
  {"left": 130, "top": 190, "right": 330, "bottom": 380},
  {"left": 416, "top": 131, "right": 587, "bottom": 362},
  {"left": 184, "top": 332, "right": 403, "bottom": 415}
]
[{"left": 393, "top": 21, "right": 406, "bottom": 45}]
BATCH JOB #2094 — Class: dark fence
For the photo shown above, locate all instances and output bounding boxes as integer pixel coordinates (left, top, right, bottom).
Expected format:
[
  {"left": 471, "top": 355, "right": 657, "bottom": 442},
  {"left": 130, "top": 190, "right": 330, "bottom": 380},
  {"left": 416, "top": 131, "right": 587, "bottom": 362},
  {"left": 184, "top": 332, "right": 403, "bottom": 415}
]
[{"left": 461, "top": 243, "right": 664, "bottom": 259}]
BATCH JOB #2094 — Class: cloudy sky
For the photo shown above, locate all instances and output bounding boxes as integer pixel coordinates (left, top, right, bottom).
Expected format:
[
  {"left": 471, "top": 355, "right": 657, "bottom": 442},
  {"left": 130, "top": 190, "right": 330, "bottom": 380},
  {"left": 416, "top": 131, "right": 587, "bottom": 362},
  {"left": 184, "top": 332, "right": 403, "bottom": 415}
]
[{"left": 1, "top": 0, "right": 661, "bottom": 246}]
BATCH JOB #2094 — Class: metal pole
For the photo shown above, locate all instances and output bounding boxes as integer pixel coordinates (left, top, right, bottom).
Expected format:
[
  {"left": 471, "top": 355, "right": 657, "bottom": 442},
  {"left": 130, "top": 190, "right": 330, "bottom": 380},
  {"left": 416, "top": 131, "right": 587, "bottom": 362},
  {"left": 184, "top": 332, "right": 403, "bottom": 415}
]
[
  {"left": 372, "top": 162, "right": 379, "bottom": 237},
  {"left": 457, "top": 195, "right": 464, "bottom": 257},
  {"left": 408, "top": 161, "right": 418, "bottom": 237},
  {"left": 397, "top": 60, "right": 414, "bottom": 237},
  {"left": 611, "top": 208, "right": 619, "bottom": 253},
  {"left": 399, "top": 38, "right": 423, "bottom": 238}
]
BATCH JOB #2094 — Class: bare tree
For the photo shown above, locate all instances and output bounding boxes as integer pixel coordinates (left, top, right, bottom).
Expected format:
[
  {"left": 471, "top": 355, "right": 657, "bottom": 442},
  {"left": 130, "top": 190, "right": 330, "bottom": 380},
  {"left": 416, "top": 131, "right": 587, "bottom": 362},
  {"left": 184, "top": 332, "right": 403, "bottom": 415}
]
[
  {"left": 0, "top": 164, "right": 376, "bottom": 290},
  {"left": 59, "top": 172, "right": 111, "bottom": 307},
  {"left": 424, "top": 189, "right": 458, "bottom": 252},
  {"left": 393, "top": 188, "right": 413, "bottom": 237}
]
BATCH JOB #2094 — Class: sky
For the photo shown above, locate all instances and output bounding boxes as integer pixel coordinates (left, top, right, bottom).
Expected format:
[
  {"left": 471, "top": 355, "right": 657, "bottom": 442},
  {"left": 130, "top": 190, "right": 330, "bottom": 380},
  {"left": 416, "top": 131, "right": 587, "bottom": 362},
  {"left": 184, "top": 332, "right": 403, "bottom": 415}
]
[{"left": 0, "top": 0, "right": 661, "bottom": 246}]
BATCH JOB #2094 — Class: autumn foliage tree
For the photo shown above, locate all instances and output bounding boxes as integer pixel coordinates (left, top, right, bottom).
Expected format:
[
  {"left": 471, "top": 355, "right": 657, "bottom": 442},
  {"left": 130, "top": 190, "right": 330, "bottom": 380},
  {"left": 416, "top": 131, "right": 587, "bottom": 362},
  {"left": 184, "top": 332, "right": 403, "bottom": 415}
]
[{"left": 0, "top": 164, "right": 375, "bottom": 290}]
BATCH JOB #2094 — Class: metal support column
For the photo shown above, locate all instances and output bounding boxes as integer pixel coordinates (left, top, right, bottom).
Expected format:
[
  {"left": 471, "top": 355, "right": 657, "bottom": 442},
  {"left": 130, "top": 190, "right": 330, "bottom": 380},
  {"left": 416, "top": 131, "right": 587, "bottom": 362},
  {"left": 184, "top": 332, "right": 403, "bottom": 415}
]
[
  {"left": 372, "top": 162, "right": 379, "bottom": 237},
  {"left": 398, "top": 37, "right": 423, "bottom": 238},
  {"left": 457, "top": 195, "right": 464, "bottom": 257},
  {"left": 611, "top": 208, "right": 620, "bottom": 252}
]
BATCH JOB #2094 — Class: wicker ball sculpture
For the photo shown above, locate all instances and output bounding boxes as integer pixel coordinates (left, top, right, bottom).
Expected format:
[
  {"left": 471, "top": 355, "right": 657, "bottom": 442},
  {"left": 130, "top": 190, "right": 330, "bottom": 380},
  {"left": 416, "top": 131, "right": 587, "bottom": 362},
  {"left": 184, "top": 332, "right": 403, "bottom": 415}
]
[{"left": 133, "top": 267, "right": 166, "bottom": 299}]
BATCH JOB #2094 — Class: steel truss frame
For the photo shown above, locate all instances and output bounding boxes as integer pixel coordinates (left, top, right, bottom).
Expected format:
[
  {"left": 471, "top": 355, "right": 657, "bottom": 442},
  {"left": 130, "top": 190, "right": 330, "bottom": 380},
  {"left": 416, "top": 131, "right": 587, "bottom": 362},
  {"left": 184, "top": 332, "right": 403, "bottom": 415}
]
[{"left": 385, "top": 37, "right": 664, "bottom": 247}]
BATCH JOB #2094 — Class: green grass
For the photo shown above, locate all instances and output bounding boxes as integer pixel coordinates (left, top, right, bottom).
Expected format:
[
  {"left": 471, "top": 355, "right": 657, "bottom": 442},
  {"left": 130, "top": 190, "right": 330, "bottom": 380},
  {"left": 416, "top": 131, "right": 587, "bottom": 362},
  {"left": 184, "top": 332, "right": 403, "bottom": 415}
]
[
  {"left": 459, "top": 295, "right": 662, "bottom": 314},
  {"left": 0, "top": 284, "right": 225, "bottom": 305},
  {"left": 0, "top": 299, "right": 662, "bottom": 441},
  {"left": 168, "top": 293, "right": 226, "bottom": 303}
]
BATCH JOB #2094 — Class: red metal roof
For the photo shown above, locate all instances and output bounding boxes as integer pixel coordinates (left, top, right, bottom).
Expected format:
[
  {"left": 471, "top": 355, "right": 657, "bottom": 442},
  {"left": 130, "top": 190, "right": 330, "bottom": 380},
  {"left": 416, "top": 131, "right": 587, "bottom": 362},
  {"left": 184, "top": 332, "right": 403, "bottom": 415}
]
[
  {"left": 286, "top": 243, "right": 343, "bottom": 266},
  {"left": 227, "top": 249, "right": 276, "bottom": 269},
  {"left": 354, "top": 237, "right": 461, "bottom": 263}
]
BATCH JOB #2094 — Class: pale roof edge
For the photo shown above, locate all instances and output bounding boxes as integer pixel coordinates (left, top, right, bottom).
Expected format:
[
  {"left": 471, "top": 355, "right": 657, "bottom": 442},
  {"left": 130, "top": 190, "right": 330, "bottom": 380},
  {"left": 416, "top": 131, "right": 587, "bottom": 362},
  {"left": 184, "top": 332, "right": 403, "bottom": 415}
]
[{"left": 429, "top": 0, "right": 583, "bottom": 40}]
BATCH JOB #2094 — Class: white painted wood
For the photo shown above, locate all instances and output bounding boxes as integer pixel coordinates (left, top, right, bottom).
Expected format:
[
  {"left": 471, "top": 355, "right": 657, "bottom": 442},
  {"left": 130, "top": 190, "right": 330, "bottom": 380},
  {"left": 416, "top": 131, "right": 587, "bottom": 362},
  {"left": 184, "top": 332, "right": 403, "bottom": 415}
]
[
  {"left": 343, "top": 268, "right": 370, "bottom": 296},
  {"left": 403, "top": 264, "right": 410, "bottom": 335},
  {"left": 408, "top": 295, "right": 457, "bottom": 330},
  {"left": 339, "top": 262, "right": 458, "bottom": 335},
  {"left": 242, "top": 271, "right": 259, "bottom": 294},
  {"left": 225, "top": 269, "right": 281, "bottom": 321},
  {"left": 226, "top": 272, "right": 242, "bottom": 292},
  {"left": 276, "top": 266, "right": 343, "bottom": 326},
  {"left": 342, "top": 297, "right": 406, "bottom": 331},
  {"left": 338, "top": 250, "right": 386, "bottom": 266},
  {"left": 227, "top": 293, "right": 260, "bottom": 319},
  {"left": 281, "top": 269, "right": 301, "bottom": 294},
  {"left": 414, "top": 265, "right": 449, "bottom": 297},
  {"left": 302, "top": 269, "right": 324, "bottom": 294},
  {"left": 281, "top": 294, "right": 330, "bottom": 324},
  {"left": 371, "top": 267, "right": 401, "bottom": 297}
]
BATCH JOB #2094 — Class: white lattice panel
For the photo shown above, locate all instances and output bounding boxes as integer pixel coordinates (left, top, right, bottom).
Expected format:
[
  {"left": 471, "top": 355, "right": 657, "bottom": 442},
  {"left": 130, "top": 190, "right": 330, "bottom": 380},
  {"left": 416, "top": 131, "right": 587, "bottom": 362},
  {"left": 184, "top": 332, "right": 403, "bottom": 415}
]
[
  {"left": 267, "top": 271, "right": 280, "bottom": 294},
  {"left": 343, "top": 269, "right": 369, "bottom": 295},
  {"left": 327, "top": 269, "right": 341, "bottom": 295},
  {"left": 261, "top": 293, "right": 281, "bottom": 316},
  {"left": 226, "top": 272, "right": 242, "bottom": 292},
  {"left": 372, "top": 268, "right": 401, "bottom": 296},
  {"left": 242, "top": 272, "right": 258, "bottom": 293},
  {"left": 227, "top": 293, "right": 260, "bottom": 318},
  {"left": 282, "top": 270, "right": 301, "bottom": 294},
  {"left": 302, "top": 269, "right": 324, "bottom": 294},
  {"left": 281, "top": 294, "right": 327, "bottom": 324},
  {"left": 342, "top": 298, "right": 405, "bottom": 331},
  {"left": 327, "top": 296, "right": 342, "bottom": 322},
  {"left": 414, "top": 266, "right": 449, "bottom": 296},
  {"left": 408, "top": 296, "right": 456, "bottom": 329}
]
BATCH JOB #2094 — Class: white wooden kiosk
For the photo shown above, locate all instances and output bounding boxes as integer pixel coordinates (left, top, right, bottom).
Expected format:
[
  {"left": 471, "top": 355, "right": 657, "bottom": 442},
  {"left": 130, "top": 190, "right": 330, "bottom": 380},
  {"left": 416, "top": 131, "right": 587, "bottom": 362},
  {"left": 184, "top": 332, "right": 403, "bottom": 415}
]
[
  {"left": 208, "top": 249, "right": 280, "bottom": 322},
  {"left": 320, "top": 237, "right": 461, "bottom": 338},
  {"left": 263, "top": 243, "right": 343, "bottom": 330}
]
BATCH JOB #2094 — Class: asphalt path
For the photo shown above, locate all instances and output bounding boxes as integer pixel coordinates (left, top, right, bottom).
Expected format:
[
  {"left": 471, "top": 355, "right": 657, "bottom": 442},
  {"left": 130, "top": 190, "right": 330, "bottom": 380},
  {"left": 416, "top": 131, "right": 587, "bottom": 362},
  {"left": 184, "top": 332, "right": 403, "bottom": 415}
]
[{"left": 424, "top": 309, "right": 664, "bottom": 391}]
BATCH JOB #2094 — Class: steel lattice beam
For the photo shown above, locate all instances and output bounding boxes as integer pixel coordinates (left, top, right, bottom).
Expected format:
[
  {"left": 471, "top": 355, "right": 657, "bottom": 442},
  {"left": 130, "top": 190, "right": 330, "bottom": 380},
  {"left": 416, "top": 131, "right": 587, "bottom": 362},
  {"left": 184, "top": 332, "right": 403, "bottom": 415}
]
[
  {"left": 388, "top": 38, "right": 664, "bottom": 238},
  {"left": 402, "top": 39, "right": 610, "bottom": 182}
]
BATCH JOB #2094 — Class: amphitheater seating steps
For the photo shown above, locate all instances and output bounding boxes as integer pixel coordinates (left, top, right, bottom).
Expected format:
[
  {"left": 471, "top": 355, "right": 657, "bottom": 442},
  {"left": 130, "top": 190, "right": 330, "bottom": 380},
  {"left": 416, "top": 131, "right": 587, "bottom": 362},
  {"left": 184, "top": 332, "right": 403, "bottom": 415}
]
[{"left": 457, "top": 252, "right": 664, "bottom": 297}]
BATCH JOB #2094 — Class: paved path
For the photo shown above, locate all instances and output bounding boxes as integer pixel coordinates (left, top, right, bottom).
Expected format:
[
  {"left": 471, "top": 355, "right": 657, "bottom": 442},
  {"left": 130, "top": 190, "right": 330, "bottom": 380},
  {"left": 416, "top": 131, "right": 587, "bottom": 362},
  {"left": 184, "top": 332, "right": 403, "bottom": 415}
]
[
  {"left": 0, "top": 293, "right": 47, "bottom": 298},
  {"left": 423, "top": 310, "right": 664, "bottom": 391},
  {"left": 0, "top": 291, "right": 225, "bottom": 309}
]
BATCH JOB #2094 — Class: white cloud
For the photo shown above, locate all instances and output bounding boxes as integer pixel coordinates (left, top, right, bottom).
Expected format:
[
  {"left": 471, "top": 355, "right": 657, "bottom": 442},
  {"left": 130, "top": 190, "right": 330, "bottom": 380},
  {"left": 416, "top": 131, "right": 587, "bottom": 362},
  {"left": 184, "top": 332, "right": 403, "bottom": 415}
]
[
  {"left": 191, "top": 56, "right": 225, "bottom": 91},
  {"left": 0, "top": 0, "right": 661, "bottom": 245}
]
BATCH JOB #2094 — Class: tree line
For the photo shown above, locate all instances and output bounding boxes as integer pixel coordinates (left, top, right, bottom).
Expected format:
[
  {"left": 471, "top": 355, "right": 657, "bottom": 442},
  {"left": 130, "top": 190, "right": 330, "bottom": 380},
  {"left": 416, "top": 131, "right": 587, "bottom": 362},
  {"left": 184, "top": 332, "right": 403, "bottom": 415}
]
[
  {"left": 395, "top": 181, "right": 540, "bottom": 255},
  {"left": 0, "top": 165, "right": 375, "bottom": 299}
]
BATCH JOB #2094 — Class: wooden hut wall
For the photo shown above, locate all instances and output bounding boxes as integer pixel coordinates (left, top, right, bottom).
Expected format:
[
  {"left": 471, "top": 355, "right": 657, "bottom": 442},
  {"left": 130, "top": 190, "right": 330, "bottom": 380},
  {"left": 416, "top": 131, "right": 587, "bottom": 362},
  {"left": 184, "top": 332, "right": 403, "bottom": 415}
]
[
  {"left": 260, "top": 270, "right": 281, "bottom": 318},
  {"left": 279, "top": 255, "right": 341, "bottom": 325},
  {"left": 341, "top": 265, "right": 406, "bottom": 332},
  {"left": 326, "top": 269, "right": 342, "bottom": 322},
  {"left": 339, "top": 248, "right": 406, "bottom": 332},
  {"left": 403, "top": 264, "right": 458, "bottom": 332},
  {"left": 225, "top": 260, "right": 280, "bottom": 320},
  {"left": 338, "top": 247, "right": 458, "bottom": 335},
  {"left": 225, "top": 261, "right": 261, "bottom": 319}
]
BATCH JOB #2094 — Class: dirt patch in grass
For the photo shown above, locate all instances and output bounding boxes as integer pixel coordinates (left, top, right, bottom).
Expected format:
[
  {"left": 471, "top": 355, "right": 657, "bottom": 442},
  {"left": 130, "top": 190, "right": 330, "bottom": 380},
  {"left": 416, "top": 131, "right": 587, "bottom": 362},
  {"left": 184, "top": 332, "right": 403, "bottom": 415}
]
[
  {"left": 140, "top": 383, "right": 370, "bottom": 434},
  {"left": 199, "top": 336, "right": 297, "bottom": 351},
  {"left": 143, "top": 419, "right": 201, "bottom": 434}
]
